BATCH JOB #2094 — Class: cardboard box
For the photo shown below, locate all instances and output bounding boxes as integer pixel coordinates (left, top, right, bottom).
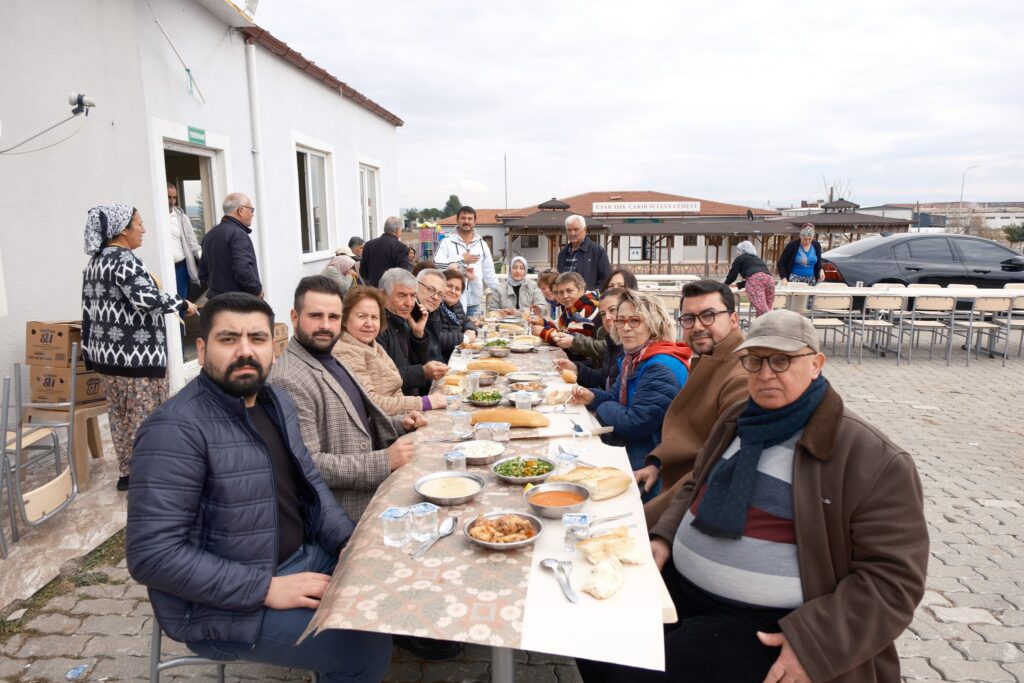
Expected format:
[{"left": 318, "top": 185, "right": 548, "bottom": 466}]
[
  {"left": 29, "top": 366, "right": 106, "bottom": 404},
  {"left": 26, "top": 321, "right": 85, "bottom": 368},
  {"left": 273, "top": 337, "right": 288, "bottom": 358},
  {"left": 273, "top": 323, "right": 289, "bottom": 341}
]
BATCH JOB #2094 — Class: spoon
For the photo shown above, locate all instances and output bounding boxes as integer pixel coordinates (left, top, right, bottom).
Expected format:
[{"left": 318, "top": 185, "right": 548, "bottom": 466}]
[
  {"left": 411, "top": 516, "right": 458, "bottom": 560},
  {"left": 560, "top": 560, "right": 575, "bottom": 596},
  {"left": 539, "top": 404, "right": 567, "bottom": 414},
  {"left": 557, "top": 445, "right": 598, "bottom": 468},
  {"left": 541, "top": 558, "right": 577, "bottom": 603}
]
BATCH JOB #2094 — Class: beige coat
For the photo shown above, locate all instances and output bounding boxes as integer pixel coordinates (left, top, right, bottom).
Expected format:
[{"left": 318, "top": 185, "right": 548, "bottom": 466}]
[{"left": 333, "top": 331, "right": 424, "bottom": 416}]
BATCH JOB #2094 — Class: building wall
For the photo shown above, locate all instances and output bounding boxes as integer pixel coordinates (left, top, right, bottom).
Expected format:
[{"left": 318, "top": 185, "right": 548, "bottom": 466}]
[{"left": 0, "top": 0, "right": 153, "bottom": 381}]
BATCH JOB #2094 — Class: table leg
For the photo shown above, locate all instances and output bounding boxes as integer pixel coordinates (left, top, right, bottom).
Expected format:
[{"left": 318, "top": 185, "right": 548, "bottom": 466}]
[
  {"left": 86, "top": 417, "right": 102, "bottom": 459},
  {"left": 490, "top": 647, "right": 515, "bottom": 683},
  {"left": 73, "top": 418, "right": 91, "bottom": 490}
]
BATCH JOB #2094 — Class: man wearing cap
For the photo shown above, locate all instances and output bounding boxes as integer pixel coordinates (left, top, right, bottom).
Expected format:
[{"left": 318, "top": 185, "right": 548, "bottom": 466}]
[{"left": 578, "top": 310, "right": 928, "bottom": 683}]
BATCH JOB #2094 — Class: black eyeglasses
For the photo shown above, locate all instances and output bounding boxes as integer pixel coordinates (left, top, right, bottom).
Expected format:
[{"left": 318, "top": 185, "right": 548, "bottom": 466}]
[
  {"left": 677, "top": 309, "right": 733, "bottom": 329},
  {"left": 738, "top": 352, "right": 816, "bottom": 373},
  {"left": 418, "top": 281, "right": 442, "bottom": 298},
  {"left": 240, "top": 205, "right": 255, "bottom": 213}
]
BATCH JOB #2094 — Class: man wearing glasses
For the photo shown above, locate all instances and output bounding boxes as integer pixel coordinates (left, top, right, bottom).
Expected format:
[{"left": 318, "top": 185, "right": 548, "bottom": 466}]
[
  {"left": 416, "top": 268, "right": 461, "bottom": 362},
  {"left": 638, "top": 280, "right": 749, "bottom": 527},
  {"left": 199, "top": 192, "right": 264, "bottom": 299},
  {"left": 586, "top": 309, "right": 927, "bottom": 683}
]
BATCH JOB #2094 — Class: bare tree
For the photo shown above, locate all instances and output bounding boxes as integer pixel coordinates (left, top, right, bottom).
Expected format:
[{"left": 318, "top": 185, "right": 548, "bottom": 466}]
[{"left": 821, "top": 176, "right": 854, "bottom": 203}]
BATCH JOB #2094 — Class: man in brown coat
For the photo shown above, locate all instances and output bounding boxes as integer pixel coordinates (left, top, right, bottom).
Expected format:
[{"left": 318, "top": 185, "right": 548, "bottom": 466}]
[
  {"left": 635, "top": 280, "right": 748, "bottom": 527},
  {"left": 269, "top": 276, "right": 425, "bottom": 520},
  {"left": 579, "top": 310, "right": 928, "bottom": 683}
]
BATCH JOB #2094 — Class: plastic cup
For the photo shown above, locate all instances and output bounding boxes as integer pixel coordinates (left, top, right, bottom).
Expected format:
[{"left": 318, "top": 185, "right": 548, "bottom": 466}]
[
  {"left": 466, "top": 372, "right": 481, "bottom": 395},
  {"left": 409, "top": 502, "right": 439, "bottom": 542},
  {"left": 444, "top": 450, "right": 467, "bottom": 471},
  {"left": 446, "top": 394, "right": 463, "bottom": 411},
  {"left": 449, "top": 410, "right": 471, "bottom": 437},
  {"left": 562, "top": 513, "right": 591, "bottom": 553},
  {"left": 554, "top": 450, "right": 578, "bottom": 475},
  {"left": 460, "top": 348, "right": 473, "bottom": 363},
  {"left": 514, "top": 395, "right": 532, "bottom": 411},
  {"left": 379, "top": 507, "right": 410, "bottom": 547}
]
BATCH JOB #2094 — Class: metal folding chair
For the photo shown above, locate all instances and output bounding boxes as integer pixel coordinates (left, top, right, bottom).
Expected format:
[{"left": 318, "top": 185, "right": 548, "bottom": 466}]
[
  {"left": 953, "top": 297, "right": 1013, "bottom": 366},
  {"left": 809, "top": 294, "right": 854, "bottom": 361},
  {"left": 899, "top": 296, "right": 956, "bottom": 365},
  {"left": 853, "top": 295, "right": 903, "bottom": 364}
]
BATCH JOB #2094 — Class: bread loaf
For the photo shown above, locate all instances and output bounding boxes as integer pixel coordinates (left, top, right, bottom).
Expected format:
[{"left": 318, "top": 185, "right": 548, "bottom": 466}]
[
  {"left": 470, "top": 408, "right": 550, "bottom": 428},
  {"left": 467, "top": 359, "right": 518, "bottom": 375},
  {"left": 445, "top": 372, "right": 465, "bottom": 386},
  {"left": 549, "top": 466, "right": 631, "bottom": 500},
  {"left": 561, "top": 369, "right": 578, "bottom": 384},
  {"left": 582, "top": 558, "right": 624, "bottom": 600},
  {"left": 545, "top": 387, "right": 573, "bottom": 405},
  {"left": 576, "top": 528, "right": 645, "bottom": 565}
]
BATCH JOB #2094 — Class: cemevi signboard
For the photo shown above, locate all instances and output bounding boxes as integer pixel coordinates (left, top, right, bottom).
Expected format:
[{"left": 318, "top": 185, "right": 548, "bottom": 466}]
[{"left": 592, "top": 201, "right": 700, "bottom": 213}]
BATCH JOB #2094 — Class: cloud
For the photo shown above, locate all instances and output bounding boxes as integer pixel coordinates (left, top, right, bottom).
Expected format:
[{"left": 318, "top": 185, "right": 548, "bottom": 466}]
[{"left": 255, "top": 0, "right": 1024, "bottom": 210}]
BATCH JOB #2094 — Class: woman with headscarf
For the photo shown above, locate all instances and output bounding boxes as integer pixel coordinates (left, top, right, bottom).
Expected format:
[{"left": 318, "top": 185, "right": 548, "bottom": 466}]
[
  {"left": 778, "top": 224, "right": 823, "bottom": 286},
  {"left": 725, "top": 240, "right": 775, "bottom": 317},
  {"left": 322, "top": 252, "right": 360, "bottom": 295},
  {"left": 81, "top": 205, "right": 198, "bottom": 491},
  {"left": 486, "top": 255, "right": 546, "bottom": 315}
]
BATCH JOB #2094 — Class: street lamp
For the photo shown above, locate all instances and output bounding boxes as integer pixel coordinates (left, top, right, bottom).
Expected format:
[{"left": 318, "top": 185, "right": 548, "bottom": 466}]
[{"left": 959, "top": 164, "right": 979, "bottom": 232}]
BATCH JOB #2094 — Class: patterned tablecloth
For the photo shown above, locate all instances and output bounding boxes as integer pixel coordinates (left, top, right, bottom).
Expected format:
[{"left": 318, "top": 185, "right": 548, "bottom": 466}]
[{"left": 304, "top": 344, "right": 667, "bottom": 671}]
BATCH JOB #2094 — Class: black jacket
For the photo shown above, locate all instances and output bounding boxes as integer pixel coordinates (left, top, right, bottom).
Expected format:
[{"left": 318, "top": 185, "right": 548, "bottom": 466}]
[
  {"left": 126, "top": 372, "right": 352, "bottom": 644},
  {"left": 359, "top": 233, "right": 412, "bottom": 288},
  {"left": 198, "top": 216, "right": 262, "bottom": 298},
  {"left": 377, "top": 309, "right": 430, "bottom": 394},
  {"left": 427, "top": 305, "right": 469, "bottom": 363},
  {"left": 576, "top": 335, "right": 622, "bottom": 391},
  {"left": 724, "top": 252, "right": 771, "bottom": 288},
  {"left": 557, "top": 237, "right": 612, "bottom": 292},
  {"left": 777, "top": 239, "right": 823, "bottom": 281}
]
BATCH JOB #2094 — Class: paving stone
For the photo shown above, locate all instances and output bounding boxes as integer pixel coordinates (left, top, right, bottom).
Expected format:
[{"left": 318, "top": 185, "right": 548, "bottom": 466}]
[
  {"left": 899, "top": 656, "right": 942, "bottom": 680},
  {"left": 82, "top": 633, "right": 150, "bottom": 658},
  {"left": 78, "top": 613, "right": 149, "bottom": 635},
  {"left": 41, "top": 594, "right": 78, "bottom": 612},
  {"left": 15, "top": 633, "right": 91, "bottom": 658},
  {"left": 24, "top": 612, "right": 81, "bottom": 634},
  {"left": 18, "top": 657, "right": 96, "bottom": 682},
  {"left": 76, "top": 581, "right": 129, "bottom": 599},
  {"left": 527, "top": 650, "right": 576, "bottom": 665},
  {"left": 0, "top": 633, "right": 27, "bottom": 656},
  {"left": 997, "top": 610, "right": 1024, "bottom": 626},
  {"left": 421, "top": 660, "right": 491, "bottom": 682},
  {"left": 930, "top": 657, "right": 1016, "bottom": 681},
  {"left": 961, "top": 578, "right": 1024, "bottom": 595},
  {"left": 1001, "top": 662, "right": 1024, "bottom": 681},
  {"left": 895, "top": 635, "right": 961, "bottom": 659},
  {"left": 71, "top": 596, "right": 135, "bottom": 615},
  {"left": 0, "top": 658, "right": 30, "bottom": 680},
  {"left": 101, "top": 566, "right": 132, "bottom": 582},
  {"left": 951, "top": 640, "right": 1024, "bottom": 663},
  {"left": 944, "top": 591, "right": 1015, "bottom": 611},
  {"left": 124, "top": 583, "right": 152, "bottom": 600},
  {"left": 383, "top": 661, "right": 424, "bottom": 683},
  {"left": 555, "top": 663, "right": 584, "bottom": 683},
  {"left": 931, "top": 606, "right": 1001, "bottom": 625},
  {"left": 89, "top": 655, "right": 152, "bottom": 681},
  {"left": 972, "top": 624, "right": 1024, "bottom": 643}
]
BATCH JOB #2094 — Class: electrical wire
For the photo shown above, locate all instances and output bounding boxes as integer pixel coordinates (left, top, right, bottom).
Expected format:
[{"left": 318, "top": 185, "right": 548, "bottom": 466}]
[{"left": 0, "top": 116, "right": 87, "bottom": 156}]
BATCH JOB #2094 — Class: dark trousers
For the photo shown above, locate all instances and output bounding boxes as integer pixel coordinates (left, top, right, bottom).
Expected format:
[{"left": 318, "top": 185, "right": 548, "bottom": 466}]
[
  {"left": 174, "top": 260, "right": 189, "bottom": 348},
  {"left": 188, "top": 542, "right": 392, "bottom": 682},
  {"left": 576, "top": 566, "right": 790, "bottom": 683}
]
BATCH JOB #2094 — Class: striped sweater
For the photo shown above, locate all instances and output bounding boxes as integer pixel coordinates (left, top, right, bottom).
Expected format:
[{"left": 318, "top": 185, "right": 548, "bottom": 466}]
[
  {"left": 673, "top": 432, "right": 804, "bottom": 609},
  {"left": 81, "top": 247, "right": 184, "bottom": 377}
]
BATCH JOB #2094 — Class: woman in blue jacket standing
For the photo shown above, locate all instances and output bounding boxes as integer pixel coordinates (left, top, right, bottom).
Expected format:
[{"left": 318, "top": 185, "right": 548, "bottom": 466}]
[{"left": 571, "top": 290, "right": 691, "bottom": 501}]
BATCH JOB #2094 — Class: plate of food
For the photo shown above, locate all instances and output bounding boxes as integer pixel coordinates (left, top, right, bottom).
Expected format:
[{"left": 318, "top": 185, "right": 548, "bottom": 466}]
[
  {"left": 464, "top": 511, "right": 544, "bottom": 550},
  {"left": 509, "top": 381, "right": 546, "bottom": 393},
  {"left": 484, "top": 338, "right": 510, "bottom": 347},
  {"left": 458, "top": 341, "right": 484, "bottom": 352},
  {"left": 510, "top": 334, "right": 542, "bottom": 347},
  {"left": 509, "top": 343, "right": 536, "bottom": 354},
  {"left": 503, "top": 391, "right": 544, "bottom": 407},
  {"left": 466, "top": 390, "right": 503, "bottom": 407},
  {"left": 491, "top": 456, "right": 555, "bottom": 484},
  {"left": 414, "top": 471, "right": 486, "bottom": 506},
  {"left": 506, "top": 371, "right": 543, "bottom": 383},
  {"left": 455, "top": 439, "right": 507, "bottom": 466},
  {"left": 523, "top": 482, "right": 590, "bottom": 518}
]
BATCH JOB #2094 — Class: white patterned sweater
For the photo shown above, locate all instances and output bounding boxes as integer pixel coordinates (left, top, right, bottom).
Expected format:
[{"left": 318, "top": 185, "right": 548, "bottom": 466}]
[{"left": 81, "top": 247, "right": 184, "bottom": 378}]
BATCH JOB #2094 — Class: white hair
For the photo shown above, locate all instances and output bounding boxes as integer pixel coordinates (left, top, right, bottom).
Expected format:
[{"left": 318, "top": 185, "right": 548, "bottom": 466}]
[
  {"left": 416, "top": 268, "right": 446, "bottom": 284},
  {"left": 379, "top": 267, "right": 417, "bottom": 294},
  {"left": 383, "top": 216, "right": 402, "bottom": 235},
  {"left": 222, "top": 192, "right": 249, "bottom": 214},
  {"left": 565, "top": 214, "right": 587, "bottom": 231}
]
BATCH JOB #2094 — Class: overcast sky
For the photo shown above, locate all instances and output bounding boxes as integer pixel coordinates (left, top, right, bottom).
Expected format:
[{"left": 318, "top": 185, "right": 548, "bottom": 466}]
[{"left": 255, "top": 0, "right": 1023, "bottom": 212}]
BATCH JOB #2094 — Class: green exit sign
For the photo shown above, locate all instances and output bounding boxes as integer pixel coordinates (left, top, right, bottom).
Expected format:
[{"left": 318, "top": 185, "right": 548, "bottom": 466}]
[
  {"left": 624, "top": 218, "right": 663, "bottom": 224},
  {"left": 187, "top": 126, "right": 206, "bottom": 145}
]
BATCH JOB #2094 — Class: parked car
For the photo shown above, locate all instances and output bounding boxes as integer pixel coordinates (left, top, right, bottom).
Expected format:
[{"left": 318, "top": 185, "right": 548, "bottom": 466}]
[{"left": 821, "top": 233, "right": 1024, "bottom": 288}]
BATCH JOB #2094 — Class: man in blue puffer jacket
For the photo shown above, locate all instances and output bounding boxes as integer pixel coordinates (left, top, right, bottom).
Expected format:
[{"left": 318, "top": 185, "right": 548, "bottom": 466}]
[{"left": 126, "top": 293, "right": 391, "bottom": 682}]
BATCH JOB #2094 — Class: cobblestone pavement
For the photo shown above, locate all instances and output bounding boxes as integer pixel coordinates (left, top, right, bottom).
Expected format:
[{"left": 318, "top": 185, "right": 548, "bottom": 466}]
[{"left": 1, "top": 351, "right": 1022, "bottom": 681}]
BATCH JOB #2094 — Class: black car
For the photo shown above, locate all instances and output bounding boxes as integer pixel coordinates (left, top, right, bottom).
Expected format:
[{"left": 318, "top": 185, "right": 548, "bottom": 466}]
[{"left": 820, "top": 233, "right": 1024, "bottom": 288}]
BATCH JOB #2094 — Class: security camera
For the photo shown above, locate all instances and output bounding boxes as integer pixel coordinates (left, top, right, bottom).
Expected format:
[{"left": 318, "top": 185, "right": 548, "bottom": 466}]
[{"left": 69, "top": 92, "right": 96, "bottom": 116}]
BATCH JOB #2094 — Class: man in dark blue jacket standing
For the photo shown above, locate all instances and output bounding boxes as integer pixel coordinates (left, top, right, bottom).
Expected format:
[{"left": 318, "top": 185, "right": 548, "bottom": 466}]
[
  {"left": 557, "top": 214, "right": 611, "bottom": 292},
  {"left": 126, "top": 293, "right": 391, "bottom": 682},
  {"left": 198, "top": 193, "right": 264, "bottom": 299}
]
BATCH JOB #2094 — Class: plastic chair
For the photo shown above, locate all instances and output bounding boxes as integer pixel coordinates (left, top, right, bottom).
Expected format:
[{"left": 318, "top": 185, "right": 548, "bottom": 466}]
[
  {"left": 3, "top": 357, "right": 79, "bottom": 543},
  {"left": 809, "top": 294, "right": 854, "bottom": 361},
  {"left": 899, "top": 296, "right": 956, "bottom": 365},
  {"left": 953, "top": 297, "right": 1013, "bottom": 366},
  {"left": 853, "top": 295, "right": 903, "bottom": 364}
]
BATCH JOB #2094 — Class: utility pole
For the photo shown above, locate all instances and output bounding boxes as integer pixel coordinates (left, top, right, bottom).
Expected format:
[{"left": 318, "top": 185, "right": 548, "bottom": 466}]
[
  {"left": 959, "top": 164, "right": 979, "bottom": 233},
  {"left": 504, "top": 153, "right": 508, "bottom": 211}
]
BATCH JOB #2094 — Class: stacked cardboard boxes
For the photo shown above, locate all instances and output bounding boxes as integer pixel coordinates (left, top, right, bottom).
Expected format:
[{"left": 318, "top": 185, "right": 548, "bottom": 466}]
[
  {"left": 273, "top": 322, "right": 289, "bottom": 358},
  {"left": 25, "top": 321, "right": 106, "bottom": 404}
]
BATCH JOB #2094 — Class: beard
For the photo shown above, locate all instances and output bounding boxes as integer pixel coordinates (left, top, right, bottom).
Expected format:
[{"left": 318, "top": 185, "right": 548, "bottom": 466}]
[
  {"left": 687, "top": 331, "right": 715, "bottom": 355},
  {"left": 295, "top": 325, "right": 340, "bottom": 354},
  {"left": 209, "top": 357, "right": 269, "bottom": 398}
]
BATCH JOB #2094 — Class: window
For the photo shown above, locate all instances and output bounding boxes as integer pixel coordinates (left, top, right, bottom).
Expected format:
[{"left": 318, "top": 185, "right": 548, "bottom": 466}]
[
  {"left": 641, "top": 237, "right": 669, "bottom": 260},
  {"left": 906, "top": 238, "right": 953, "bottom": 261},
  {"left": 954, "top": 238, "right": 1014, "bottom": 263},
  {"left": 297, "top": 149, "right": 329, "bottom": 254},
  {"left": 520, "top": 235, "right": 539, "bottom": 249},
  {"left": 682, "top": 235, "right": 697, "bottom": 247},
  {"left": 359, "top": 164, "right": 379, "bottom": 238}
]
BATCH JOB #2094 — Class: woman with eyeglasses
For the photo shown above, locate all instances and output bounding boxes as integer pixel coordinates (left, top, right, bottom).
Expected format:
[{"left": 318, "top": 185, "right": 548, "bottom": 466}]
[{"left": 570, "top": 291, "right": 692, "bottom": 501}]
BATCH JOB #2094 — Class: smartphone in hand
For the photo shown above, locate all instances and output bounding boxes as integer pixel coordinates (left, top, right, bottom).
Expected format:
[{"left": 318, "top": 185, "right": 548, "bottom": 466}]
[{"left": 410, "top": 303, "right": 425, "bottom": 322}]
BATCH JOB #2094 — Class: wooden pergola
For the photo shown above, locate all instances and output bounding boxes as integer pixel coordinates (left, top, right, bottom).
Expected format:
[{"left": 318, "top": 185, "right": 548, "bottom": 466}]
[
  {"left": 501, "top": 204, "right": 610, "bottom": 268},
  {"left": 764, "top": 199, "right": 913, "bottom": 256}
]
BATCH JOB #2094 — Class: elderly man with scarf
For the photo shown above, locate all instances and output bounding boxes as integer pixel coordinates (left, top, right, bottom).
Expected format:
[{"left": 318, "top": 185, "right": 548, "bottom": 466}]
[{"left": 577, "top": 310, "right": 928, "bottom": 683}]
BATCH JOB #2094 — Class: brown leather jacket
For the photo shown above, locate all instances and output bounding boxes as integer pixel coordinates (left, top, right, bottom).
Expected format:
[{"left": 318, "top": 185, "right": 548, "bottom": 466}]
[
  {"left": 651, "top": 385, "right": 928, "bottom": 682},
  {"left": 643, "top": 327, "right": 748, "bottom": 527}
]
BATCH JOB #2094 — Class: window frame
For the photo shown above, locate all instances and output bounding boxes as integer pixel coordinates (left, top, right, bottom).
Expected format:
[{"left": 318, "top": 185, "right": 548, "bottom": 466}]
[{"left": 292, "top": 133, "right": 336, "bottom": 263}]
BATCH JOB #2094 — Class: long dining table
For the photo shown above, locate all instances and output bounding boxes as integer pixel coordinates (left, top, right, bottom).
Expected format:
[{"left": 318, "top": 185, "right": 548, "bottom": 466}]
[{"left": 302, "top": 341, "right": 674, "bottom": 680}]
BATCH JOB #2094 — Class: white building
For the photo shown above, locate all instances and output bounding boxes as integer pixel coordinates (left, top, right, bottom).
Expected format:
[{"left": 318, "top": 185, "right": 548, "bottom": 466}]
[{"left": 0, "top": 0, "right": 402, "bottom": 389}]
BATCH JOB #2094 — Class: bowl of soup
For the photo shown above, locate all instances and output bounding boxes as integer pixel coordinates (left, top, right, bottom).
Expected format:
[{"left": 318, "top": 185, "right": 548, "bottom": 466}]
[
  {"left": 414, "top": 472, "right": 486, "bottom": 506},
  {"left": 523, "top": 482, "right": 590, "bottom": 518}
]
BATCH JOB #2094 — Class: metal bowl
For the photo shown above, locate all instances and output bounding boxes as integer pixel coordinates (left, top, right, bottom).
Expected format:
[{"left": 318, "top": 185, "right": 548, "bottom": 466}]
[
  {"left": 487, "top": 347, "right": 511, "bottom": 358},
  {"left": 464, "top": 511, "right": 544, "bottom": 551},
  {"left": 523, "top": 482, "right": 591, "bottom": 518},
  {"left": 466, "top": 396, "right": 502, "bottom": 407},
  {"left": 509, "top": 382, "right": 546, "bottom": 393},
  {"left": 501, "top": 316, "right": 526, "bottom": 325},
  {"left": 506, "top": 371, "right": 543, "bottom": 383},
  {"left": 456, "top": 439, "right": 507, "bottom": 466},
  {"left": 509, "top": 344, "right": 535, "bottom": 354},
  {"left": 474, "top": 370, "right": 499, "bottom": 386},
  {"left": 491, "top": 456, "right": 556, "bottom": 485},
  {"left": 414, "top": 471, "right": 486, "bottom": 506},
  {"left": 503, "top": 391, "right": 544, "bottom": 407}
]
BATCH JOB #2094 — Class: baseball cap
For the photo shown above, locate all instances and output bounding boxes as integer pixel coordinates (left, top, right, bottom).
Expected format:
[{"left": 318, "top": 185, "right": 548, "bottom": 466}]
[{"left": 735, "top": 309, "right": 820, "bottom": 353}]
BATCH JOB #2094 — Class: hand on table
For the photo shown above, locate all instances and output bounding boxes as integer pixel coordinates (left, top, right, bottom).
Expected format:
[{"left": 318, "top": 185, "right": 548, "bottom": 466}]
[
  {"left": 427, "top": 393, "right": 448, "bottom": 410},
  {"left": 553, "top": 358, "right": 576, "bottom": 373},
  {"left": 531, "top": 324, "right": 545, "bottom": 336},
  {"left": 423, "top": 361, "right": 448, "bottom": 381},
  {"left": 758, "top": 632, "right": 811, "bottom": 683},
  {"left": 649, "top": 538, "right": 670, "bottom": 571},
  {"left": 553, "top": 332, "right": 574, "bottom": 349},
  {"left": 387, "top": 438, "right": 416, "bottom": 471},
  {"left": 264, "top": 572, "right": 330, "bottom": 610},
  {"left": 464, "top": 330, "right": 478, "bottom": 342},
  {"left": 570, "top": 385, "right": 594, "bottom": 405},
  {"left": 402, "top": 410, "right": 428, "bottom": 431},
  {"left": 634, "top": 464, "right": 660, "bottom": 493}
]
